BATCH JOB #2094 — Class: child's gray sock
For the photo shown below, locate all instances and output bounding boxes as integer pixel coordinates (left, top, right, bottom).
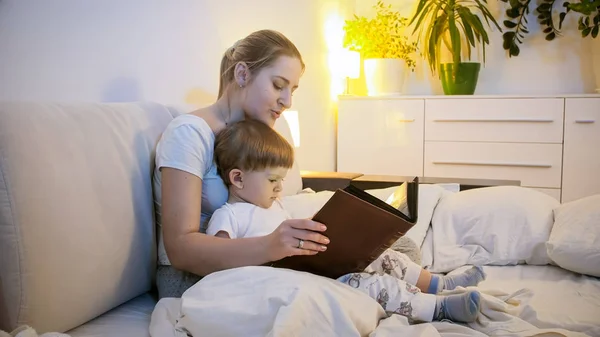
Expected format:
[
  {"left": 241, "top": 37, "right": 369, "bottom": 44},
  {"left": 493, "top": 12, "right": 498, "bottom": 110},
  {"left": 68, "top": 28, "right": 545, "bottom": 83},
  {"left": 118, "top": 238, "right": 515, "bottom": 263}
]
[
  {"left": 435, "top": 266, "right": 486, "bottom": 293},
  {"left": 434, "top": 290, "right": 481, "bottom": 322}
]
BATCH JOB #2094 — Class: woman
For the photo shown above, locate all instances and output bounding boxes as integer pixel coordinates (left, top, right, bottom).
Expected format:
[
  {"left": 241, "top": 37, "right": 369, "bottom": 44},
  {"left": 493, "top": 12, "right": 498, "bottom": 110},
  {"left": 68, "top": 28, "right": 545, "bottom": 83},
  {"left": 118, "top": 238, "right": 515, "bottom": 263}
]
[
  {"left": 153, "top": 29, "right": 329, "bottom": 299},
  {"left": 152, "top": 29, "right": 482, "bottom": 324}
]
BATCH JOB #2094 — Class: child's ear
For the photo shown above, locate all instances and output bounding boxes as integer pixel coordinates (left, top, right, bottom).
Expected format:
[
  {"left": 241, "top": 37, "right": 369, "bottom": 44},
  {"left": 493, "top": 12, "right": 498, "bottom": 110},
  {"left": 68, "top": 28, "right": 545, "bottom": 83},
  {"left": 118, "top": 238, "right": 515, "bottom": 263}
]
[{"left": 229, "top": 169, "right": 244, "bottom": 189}]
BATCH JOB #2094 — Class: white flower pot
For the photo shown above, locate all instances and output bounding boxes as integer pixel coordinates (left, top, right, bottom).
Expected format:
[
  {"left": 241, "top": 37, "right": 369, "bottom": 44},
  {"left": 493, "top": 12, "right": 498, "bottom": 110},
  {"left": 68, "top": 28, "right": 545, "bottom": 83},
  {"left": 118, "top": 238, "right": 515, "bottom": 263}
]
[
  {"left": 363, "top": 58, "right": 405, "bottom": 96},
  {"left": 592, "top": 38, "right": 600, "bottom": 93}
]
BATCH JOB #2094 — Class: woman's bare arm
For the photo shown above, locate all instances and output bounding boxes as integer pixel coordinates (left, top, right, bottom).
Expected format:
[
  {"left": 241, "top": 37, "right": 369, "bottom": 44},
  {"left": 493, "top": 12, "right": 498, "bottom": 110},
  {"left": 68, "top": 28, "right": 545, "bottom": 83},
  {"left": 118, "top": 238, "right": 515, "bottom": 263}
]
[
  {"left": 161, "top": 167, "right": 269, "bottom": 275},
  {"left": 161, "top": 167, "right": 329, "bottom": 277}
]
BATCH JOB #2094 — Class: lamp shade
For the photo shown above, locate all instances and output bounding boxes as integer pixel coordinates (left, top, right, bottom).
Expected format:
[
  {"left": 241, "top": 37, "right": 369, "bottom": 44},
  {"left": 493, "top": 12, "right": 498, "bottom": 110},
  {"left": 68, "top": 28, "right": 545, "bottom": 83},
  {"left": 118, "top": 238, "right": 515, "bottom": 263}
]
[
  {"left": 340, "top": 49, "right": 360, "bottom": 79},
  {"left": 282, "top": 110, "right": 300, "bottom": 148}
]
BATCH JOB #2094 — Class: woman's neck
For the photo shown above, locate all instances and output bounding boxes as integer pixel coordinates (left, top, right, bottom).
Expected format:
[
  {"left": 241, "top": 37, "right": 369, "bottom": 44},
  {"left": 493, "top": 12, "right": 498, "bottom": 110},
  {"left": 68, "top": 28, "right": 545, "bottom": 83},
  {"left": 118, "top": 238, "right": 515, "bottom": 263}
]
[{"left": 213, "top": 91, "right": 245, "bottom": 126}]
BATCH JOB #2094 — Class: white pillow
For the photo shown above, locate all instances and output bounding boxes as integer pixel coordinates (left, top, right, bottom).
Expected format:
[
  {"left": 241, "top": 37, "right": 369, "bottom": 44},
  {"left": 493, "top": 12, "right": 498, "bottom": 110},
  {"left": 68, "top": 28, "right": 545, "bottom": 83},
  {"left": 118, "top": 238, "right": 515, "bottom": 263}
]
[
  {"left": 430, "top": 186, "right": 560, "bottom": 273},
  {"left": 546, "top": 194, "right": 600, "bottom": 277}
]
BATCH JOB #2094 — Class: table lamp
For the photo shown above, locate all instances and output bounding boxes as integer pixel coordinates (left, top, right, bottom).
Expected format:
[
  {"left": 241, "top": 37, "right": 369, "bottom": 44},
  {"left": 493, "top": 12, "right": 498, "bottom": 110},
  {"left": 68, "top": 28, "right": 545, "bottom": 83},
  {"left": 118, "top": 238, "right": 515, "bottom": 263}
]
[
  {"left": 282, "top": 110, "right": 300, "bottom": 148},
  {"left": 340, "top": 49, "right": 360, "bottom": 95}
]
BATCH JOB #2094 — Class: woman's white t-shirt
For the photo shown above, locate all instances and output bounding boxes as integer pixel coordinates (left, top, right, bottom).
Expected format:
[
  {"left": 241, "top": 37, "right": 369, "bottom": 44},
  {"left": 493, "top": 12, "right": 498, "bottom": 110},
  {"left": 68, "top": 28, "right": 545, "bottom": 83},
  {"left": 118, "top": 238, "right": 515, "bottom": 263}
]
[{"left": 152, "top": 114, "right": 229, "bottom": 266}]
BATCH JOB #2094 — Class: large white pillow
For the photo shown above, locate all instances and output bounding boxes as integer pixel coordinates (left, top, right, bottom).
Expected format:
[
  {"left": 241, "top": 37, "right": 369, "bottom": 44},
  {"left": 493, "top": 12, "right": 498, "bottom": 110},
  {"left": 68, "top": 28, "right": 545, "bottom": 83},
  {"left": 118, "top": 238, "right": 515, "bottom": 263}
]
[
  {"left": 546, "top": 194, "right": 600, "bottom": 277},
  {"left": 430, "top": 186, "right": 560, "bottom": 273}
]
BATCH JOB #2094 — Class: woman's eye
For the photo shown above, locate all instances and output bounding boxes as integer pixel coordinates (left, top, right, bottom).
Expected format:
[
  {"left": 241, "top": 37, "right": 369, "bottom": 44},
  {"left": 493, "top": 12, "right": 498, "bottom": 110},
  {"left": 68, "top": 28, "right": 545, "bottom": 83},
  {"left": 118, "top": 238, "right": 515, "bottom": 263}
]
[
  {"left": 273, "top": 83, "right": 283, "bottom": 90},
  {"left": 269, "top": 179, "right": 277, "bottom": 183}
]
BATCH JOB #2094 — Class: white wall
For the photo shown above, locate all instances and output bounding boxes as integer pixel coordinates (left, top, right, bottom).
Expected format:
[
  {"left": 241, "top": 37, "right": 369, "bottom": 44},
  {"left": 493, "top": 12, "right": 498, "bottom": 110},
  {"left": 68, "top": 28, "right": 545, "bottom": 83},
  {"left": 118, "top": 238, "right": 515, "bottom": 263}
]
[
  {"left": 0, "top": 0, "right": 353, "bottom": 171},
  {"left": 0, "top": 0, "right": 595, "bottom": 173},
  {"left": 355, "top": 0, "right": 596, "bottom": 95}
]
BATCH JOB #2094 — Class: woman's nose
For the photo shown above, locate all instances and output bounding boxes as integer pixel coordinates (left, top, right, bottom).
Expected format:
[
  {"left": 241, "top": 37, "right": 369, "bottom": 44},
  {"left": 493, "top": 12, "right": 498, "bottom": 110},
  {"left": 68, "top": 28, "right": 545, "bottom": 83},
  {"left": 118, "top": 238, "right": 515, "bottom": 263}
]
[{"left": 279, "top": 90, "right": 292, "bottom": 109}]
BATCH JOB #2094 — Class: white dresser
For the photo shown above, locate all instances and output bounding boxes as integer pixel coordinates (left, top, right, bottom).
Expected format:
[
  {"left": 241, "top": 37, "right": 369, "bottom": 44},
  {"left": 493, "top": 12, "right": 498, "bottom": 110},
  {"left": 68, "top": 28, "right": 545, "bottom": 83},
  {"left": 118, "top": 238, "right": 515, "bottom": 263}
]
[{"left": 337, "top": 95, "right": 600, "bottom": 202}]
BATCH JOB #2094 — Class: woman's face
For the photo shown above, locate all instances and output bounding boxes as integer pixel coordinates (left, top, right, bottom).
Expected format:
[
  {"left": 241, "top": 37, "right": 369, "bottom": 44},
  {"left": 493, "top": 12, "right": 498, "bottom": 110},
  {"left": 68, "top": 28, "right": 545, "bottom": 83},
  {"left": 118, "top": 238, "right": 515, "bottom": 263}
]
[{"left": 241, "top": 55, "right": 303, "bottom": 127}]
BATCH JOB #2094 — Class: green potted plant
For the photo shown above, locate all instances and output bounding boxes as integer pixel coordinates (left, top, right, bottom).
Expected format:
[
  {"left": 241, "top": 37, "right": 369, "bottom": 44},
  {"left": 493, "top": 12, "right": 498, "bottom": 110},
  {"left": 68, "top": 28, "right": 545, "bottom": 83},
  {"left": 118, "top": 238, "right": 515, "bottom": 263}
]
[
  {"left": 500, "top": 0, "right": 600, "bottom": 91},
  {"left": 409, "top": 0, "right": 502, "bottom": 95},
  {"left": 343, "top": 1, "right": 417, "bottom": 96}
]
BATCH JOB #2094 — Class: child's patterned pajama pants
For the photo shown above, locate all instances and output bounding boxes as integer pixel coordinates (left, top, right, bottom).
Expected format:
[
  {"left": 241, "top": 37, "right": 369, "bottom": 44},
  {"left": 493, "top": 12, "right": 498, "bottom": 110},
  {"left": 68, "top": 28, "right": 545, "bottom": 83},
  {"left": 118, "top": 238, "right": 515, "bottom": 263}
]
[{"left": 336, "top": 248, "right": 437, "bottom": 322}]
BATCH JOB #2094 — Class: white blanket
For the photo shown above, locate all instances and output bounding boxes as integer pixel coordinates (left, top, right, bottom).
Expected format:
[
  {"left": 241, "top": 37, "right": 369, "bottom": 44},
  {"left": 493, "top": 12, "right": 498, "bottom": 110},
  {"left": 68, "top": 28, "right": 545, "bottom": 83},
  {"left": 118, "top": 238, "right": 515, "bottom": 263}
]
[{"left": 149, "top": 266, "right": 590, "bottom": 337}]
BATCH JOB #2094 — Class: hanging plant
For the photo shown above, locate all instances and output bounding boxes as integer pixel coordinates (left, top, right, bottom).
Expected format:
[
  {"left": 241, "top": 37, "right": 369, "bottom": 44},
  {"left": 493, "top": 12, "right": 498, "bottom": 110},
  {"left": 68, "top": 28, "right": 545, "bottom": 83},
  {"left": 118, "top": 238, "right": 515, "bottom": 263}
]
[{"left": 501, "top": 0, "right": 600, "bottom": 57}]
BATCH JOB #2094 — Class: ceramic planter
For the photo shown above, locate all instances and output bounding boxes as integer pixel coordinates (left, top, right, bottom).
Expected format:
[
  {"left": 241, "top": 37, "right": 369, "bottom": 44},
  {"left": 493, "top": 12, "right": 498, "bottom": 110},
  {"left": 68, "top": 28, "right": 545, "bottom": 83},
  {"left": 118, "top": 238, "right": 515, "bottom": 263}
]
[
  {"left": 439, "top": 62, "right": 481, "bottom": 95},
  {"left": 363, "top": 58, "right": 405, "bottom": 96}
]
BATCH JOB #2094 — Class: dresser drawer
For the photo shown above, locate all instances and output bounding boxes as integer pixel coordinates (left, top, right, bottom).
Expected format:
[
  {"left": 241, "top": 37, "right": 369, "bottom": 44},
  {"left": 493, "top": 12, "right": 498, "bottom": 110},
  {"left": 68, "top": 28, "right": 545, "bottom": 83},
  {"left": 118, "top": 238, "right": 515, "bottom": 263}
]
[
  {"left": 425, "top": 98, "right": 564, "bottom": 143},
  {"left": 561, "top": 98, "right": 600, "bottom": 203},
  {"left": 337, "top": 99, "right": 424, "bottom": 176},
  {"left": 424, "top": 142, "right": 563, "bottom": 188}
]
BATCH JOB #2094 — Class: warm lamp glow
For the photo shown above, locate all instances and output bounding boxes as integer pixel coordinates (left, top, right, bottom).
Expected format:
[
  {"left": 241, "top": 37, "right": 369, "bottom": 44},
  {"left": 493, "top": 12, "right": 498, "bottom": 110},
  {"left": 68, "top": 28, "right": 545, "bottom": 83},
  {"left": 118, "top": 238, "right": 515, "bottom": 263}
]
[
  {"left": 324, "top": 12, "right": 346, "bottom": 100},
  {"left": 324, "top": 14, "right": 345, "bottom": 50},
  {"left": 282, "top": 110, "right": 300, "bottom": 148},
  {"left": 340, "top": 49, "right": 360, "bottom": 79}
]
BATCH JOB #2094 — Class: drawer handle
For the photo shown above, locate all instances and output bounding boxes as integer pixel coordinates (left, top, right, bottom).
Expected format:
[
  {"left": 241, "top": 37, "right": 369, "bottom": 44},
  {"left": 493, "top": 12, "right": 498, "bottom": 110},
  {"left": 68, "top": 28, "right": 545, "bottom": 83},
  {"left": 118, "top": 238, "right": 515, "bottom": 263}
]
[
  {"left": 575, "top": 120, "right": 595, "bottom": 124},
  {"left": 397, "top": 119, "right": 415, "bottom": 123},
  {"left": 432, "top": 160, "right": 552, "bottom": 168},
  {"left": 433, "top": 119, "right": 554, "bottom": 123}
]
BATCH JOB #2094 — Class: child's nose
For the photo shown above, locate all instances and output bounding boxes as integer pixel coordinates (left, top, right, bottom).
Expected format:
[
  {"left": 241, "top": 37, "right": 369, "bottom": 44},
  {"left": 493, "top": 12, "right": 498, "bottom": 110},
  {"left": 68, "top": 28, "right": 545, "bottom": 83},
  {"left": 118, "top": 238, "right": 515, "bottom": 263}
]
[{"left": 274, "top": 182, "right": 283, "bottom": 192}]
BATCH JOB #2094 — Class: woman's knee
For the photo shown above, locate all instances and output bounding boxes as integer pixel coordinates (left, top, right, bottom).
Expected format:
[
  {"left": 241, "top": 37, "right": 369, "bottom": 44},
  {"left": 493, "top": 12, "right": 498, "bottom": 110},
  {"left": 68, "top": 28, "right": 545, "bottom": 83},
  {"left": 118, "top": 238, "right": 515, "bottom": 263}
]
[{"left": 156, "top": 265, "right": 203, "bottom": 299}]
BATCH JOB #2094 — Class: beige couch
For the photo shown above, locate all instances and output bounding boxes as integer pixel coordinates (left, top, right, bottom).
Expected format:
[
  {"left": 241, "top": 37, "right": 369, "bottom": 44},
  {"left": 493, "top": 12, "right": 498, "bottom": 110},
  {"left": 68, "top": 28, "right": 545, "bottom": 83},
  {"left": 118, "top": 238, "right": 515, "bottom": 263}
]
[
  {"left": 0, "top": 101, "right": 369, "bottom": 336},
  {"left": 0, "top": 101, "right": 518, "bottom": 336}
]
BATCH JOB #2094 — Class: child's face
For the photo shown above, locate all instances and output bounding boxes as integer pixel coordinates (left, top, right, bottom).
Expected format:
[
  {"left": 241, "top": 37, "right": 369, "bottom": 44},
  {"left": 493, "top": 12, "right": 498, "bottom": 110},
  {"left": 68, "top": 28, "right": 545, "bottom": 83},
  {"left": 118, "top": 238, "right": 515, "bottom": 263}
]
[{"left": 238, "top": 167, "right": 288, "bottom": 208}]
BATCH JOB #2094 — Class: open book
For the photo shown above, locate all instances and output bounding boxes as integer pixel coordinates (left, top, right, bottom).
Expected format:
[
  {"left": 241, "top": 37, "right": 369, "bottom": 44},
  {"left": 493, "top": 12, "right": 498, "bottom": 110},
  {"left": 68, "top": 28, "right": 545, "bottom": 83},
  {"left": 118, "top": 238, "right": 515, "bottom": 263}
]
[{"left": 270, "top": 177, "right": 419, "bottom": 279}]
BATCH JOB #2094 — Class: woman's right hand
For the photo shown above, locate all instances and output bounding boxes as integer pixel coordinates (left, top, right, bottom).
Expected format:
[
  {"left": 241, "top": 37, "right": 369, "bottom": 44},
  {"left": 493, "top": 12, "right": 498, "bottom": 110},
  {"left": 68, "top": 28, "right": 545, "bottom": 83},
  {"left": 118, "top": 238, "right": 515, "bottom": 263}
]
[{"left": 265, "top": 218, "right": 330, "bottom": 262}]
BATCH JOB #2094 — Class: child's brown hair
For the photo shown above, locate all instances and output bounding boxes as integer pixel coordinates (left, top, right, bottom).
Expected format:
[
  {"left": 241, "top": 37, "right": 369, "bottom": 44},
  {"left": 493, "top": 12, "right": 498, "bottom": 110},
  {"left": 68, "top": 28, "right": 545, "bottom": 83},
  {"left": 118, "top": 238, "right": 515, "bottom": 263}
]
[{"left": 214, "top": 119, "right": 294, "bottom": 186}]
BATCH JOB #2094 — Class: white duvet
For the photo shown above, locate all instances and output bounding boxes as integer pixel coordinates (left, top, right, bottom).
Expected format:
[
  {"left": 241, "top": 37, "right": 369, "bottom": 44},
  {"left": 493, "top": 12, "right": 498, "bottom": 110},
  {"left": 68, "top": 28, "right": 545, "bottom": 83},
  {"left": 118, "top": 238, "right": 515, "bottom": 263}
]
[{"left": 149, "top": 266, "right": 590, "bottom": 337}]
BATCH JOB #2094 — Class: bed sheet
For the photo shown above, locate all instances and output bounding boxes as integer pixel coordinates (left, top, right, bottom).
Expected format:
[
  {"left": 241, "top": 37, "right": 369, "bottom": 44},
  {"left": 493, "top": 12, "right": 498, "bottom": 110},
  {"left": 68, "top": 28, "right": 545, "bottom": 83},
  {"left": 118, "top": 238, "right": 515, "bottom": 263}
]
[
  {"left": 149, "top": 266, "right": 593, "bottom": 337},
  {"left": 450, "top": 264, "right": 600, "bottom": 337}
]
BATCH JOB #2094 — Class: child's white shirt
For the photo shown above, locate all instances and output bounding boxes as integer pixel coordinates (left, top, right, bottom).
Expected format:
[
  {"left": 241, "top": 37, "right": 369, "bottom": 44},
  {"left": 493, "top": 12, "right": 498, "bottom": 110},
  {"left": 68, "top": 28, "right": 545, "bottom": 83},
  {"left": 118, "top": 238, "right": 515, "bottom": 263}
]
[{"left": 206, "top": 199, "right": 291, "bottom": 239}]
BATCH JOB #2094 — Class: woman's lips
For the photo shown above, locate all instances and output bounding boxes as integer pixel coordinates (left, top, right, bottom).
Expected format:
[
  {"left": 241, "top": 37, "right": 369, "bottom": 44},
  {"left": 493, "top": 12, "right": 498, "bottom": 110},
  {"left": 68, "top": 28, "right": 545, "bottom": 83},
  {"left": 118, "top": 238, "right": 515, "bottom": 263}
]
[{"left": 271, "top": 110, "right": 282, "bottom": 119}]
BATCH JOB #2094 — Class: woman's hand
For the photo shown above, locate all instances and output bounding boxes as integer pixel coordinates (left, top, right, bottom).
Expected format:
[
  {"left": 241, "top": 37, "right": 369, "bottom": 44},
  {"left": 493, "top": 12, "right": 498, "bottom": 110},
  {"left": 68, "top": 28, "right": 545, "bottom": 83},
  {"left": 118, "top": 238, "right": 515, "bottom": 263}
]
[{"left": 264, "top": 218, "right": 330, "bottom": 261}]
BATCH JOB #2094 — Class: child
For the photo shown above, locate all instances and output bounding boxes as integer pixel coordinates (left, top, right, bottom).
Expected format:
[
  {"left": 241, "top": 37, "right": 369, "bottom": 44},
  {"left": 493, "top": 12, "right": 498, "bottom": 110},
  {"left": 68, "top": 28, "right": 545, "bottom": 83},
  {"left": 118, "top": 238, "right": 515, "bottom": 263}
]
[{"left": 207, "top": 119, "right": 485, "bottom": 323}]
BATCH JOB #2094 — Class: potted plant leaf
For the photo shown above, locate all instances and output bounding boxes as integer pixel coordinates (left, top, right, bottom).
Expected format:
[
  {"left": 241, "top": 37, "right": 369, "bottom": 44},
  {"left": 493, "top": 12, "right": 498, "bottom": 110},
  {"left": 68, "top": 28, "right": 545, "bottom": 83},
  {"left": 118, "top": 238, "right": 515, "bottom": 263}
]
[
  {"left": 500, "top": 0, "right": 600, "bottom": 91},
  {"left": 343, "top": 1, "right": 417, "bottom": 96},
  {"left": 409, "top": 0, "right": 502, "bottom": 95}
]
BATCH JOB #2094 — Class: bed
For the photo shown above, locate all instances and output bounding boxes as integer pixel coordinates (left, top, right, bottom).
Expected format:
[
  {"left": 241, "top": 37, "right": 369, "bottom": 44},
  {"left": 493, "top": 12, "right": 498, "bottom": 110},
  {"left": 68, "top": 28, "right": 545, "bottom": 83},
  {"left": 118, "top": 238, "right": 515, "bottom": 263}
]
[{"left": 148, "top": 178, "right": 600, "bottom": 337}]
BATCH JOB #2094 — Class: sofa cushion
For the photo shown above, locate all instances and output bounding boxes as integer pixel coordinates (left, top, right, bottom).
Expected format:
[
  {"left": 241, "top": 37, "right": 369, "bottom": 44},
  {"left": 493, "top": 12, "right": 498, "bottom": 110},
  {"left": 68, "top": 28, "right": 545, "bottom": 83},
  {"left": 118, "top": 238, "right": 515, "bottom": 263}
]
[
  {"left": 0, "top": 102, "right": 174, "bottom": 333},
  {"left": 66, "top": 293, "right": 156, "bottom": 337}
]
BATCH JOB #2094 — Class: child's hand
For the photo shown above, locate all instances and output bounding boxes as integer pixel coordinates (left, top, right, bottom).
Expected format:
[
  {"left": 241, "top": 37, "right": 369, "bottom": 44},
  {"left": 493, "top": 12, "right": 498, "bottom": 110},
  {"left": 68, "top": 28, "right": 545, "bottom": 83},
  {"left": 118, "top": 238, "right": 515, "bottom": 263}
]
[{"left": 265, "top": 218, "right": 329, "bottom": 261}]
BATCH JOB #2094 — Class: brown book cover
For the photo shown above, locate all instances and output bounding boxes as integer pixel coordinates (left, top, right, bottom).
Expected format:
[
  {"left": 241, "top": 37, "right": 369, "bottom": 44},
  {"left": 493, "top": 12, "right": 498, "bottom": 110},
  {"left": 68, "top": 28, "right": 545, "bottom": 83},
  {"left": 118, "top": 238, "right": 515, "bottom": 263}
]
[{"left": 270, "top": 177, "right": 419, "bottom": 279}]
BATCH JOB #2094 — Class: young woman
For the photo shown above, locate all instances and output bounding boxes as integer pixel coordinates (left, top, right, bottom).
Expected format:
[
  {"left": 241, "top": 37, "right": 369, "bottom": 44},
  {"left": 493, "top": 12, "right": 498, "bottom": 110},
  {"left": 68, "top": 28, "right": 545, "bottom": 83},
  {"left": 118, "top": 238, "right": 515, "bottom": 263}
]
[
  {"left": 153, "top": 29, "right": 329, "bottom": 298},
  {"left": 152, "top": 31, "right": 482, "bottom": 324}
]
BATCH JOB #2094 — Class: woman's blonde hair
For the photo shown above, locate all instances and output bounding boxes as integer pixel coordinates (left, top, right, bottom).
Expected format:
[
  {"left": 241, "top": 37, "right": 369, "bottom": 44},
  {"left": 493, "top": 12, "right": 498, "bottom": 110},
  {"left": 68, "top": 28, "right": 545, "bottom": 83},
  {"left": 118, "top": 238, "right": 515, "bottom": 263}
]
[
  {"left": 218, "top": 29, "right": 305, "bottom": 98},
  {"left": 214, "top": 119, "right": 294, "bottom": 186}
]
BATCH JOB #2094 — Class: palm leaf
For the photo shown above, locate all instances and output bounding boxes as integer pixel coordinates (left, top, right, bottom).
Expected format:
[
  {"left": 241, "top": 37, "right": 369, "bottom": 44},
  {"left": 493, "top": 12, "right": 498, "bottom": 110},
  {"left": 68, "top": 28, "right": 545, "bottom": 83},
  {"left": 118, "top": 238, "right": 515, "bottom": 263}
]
[
  {"left": 457, "top": 7, "right": 476, "bottom": 47},
  {"left": 411, "top": 0, "right": 440, "bottom": 39},
  {"left": 448, "top": 12, "right": 462, "bottom": 66},
  {"left": 471, "top": 14, "right": 490, "bottom": 63}
]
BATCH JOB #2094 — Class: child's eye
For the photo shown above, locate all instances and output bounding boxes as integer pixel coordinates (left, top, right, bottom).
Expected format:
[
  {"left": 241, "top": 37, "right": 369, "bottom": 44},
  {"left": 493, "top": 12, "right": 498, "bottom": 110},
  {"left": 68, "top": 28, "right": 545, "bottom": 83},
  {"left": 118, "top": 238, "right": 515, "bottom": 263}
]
[{"left": 269, "top": 179, "right": 277, "bottom": 183}]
